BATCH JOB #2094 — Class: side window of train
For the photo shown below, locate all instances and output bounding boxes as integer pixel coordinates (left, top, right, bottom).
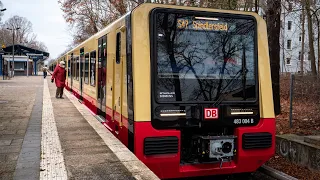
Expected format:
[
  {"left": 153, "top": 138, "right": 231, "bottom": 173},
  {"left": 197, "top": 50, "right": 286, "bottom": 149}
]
[
  {"left": 84, "top": 53, "right": 89, "bottom": 84},
  {"left": 80, "top": 48, "right": 84, "bottom": 79},
  {"left": 116, "top": 32, "right": 121, "bottom": 64},
  {"left": 71, "top": 53, "right": 74, "bottom": 78},
  {"left": 103, "top": 36, "right": 107, "bottom": 65},
  {"left": 63, "top": 57, "right": 66, "bottom": 71},
  {"left": 76, "top": 56, "right": 79, "bottom": 81},
  {"left": 98, "top": 38, "right": 102, "bottom": 65},
  {"left": 90, "top": 51, "right": 96, "bottom": 86},
  {"left": 68, "top": 56, "right": 71, "bottom": 77},
  {"left": 73, "top": 55, "right": 77, "bottom": 80},
  {"left": 63, "top": 58, "right": 66, "bottom": 76}
]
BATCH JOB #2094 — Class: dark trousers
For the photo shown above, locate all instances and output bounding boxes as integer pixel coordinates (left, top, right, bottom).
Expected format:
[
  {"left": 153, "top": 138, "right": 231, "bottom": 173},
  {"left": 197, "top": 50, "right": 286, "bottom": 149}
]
[
  {"left": 43, "top": 71, "right": 47, "bottom": 78},
  {"left": 56, "top": 87, "right": 64, "bottom": 98}
]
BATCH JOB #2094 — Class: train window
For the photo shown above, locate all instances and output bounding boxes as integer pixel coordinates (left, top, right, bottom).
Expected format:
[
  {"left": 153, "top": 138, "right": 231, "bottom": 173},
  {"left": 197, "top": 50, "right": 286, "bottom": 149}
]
[
  {"left": 154, "top": 12, "right": 257, "bottom": 103},
  {"left": 73, "top": 57, "right": 76, "bottom": 79},
  {"left": 90, "top": 51, "right": 96, "bottom": 86},
  {"left": 76, "top": 56, "right": 79, "bottom": 81},
  {"left": 73, "top": 55, "right": 76, "bottom": 80},
  {"left": 71, "top": 53, "right": 74, "bottom": 79},
  {"left": 103, "top": 36, "right": 107, "bottom": 58},
  {"left": 68, "top": 56, "right": 71, "bottom": 77},
  {"left": 84, "top": 53, "right": 89, "bottom": 84},
  {"left": 116, "top": 33, "right": 121, "bottom": 64},
  {"left": 80, "top": 48, "right": 84, "bottom": 79},
  {"left": 74, "top": 57, "right": 76, "bottom": 80},
  {"left": 98, "top": 38, "right": 102, "bottom": 64},
  {"left": 63, "top": 57, "right": 66, "bottom": 73},
  {"left": 102, "top": 36, "right": 107, "bottom": 64}
]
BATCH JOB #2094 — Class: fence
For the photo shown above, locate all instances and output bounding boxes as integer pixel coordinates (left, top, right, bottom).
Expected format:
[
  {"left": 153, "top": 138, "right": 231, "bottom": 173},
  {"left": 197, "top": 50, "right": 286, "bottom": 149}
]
[{"left": 279, "top": 73, "right": 320, "bottom": 135}]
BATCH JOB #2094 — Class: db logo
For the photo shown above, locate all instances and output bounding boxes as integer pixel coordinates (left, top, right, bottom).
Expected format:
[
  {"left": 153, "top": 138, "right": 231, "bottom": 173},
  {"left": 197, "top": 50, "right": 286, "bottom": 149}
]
[{"left": 204, "top": 108, "right": 219, "bottom": 119}]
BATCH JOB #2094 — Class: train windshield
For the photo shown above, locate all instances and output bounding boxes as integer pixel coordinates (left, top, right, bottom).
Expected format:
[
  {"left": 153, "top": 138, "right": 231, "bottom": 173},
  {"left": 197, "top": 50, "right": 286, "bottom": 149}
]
[{"left": 154, "top": 12, "right": 257, "bottom": 103}]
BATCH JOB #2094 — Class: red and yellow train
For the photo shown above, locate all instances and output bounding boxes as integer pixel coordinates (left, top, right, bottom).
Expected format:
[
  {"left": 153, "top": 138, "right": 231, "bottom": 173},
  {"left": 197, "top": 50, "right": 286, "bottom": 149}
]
[{"left": 50, "top": 3, "right": 275, "bottom": 179}]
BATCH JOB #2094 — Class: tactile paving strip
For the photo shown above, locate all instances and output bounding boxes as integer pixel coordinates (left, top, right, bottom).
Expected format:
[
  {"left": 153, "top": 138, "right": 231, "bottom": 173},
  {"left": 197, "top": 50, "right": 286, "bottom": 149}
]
[{"left": 40, "top": 79, "right": 68, "bottom": 180}]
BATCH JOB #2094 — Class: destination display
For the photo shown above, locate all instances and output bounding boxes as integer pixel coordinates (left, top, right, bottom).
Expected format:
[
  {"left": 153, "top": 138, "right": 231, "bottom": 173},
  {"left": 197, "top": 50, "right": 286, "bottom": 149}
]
[{"left": 177, "top": 18, "right": 229, "bottom": 31}]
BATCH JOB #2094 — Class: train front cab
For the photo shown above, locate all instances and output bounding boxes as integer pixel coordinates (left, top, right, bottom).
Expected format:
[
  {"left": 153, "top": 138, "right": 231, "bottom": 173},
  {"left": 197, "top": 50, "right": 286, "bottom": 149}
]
[{"left": 130, "top": 4, "right": 275, "bottom": 179}]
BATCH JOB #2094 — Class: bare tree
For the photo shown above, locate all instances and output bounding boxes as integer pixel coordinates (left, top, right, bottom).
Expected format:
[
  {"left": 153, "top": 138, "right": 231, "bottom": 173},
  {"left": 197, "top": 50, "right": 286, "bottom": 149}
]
[
  {"left": 301, "top": 1, "right": 305, "bottom": 74},
  {"left": 0, "top": 28, "right": 11, "bottom": 46},
  {"left": 306, "top": 0, "right": 317, "bottom": 76},
  {"left": 59, "top": 0, "right": 140, "bottom": 45},
  {"left": 0, "top": 1, "right": 4, "bottom": 23},
  {"left": 109, "top": 0, "right": 128, "bottom": 15},
  {"left": 316, "top": 10, "right": 320, "bottom": 75},
  {"left": 4, "top": 15, "right": 33, "bottom": 45},
  {"left": 59, "top": 0, "right": 264, "bottom": 45},
  {"left": 58, "top": 0, "right": 101, "bottom": 44},
  {"left": 28, "top": 40, "right": 48, "bottom": 52},
  {"left": 309, "top": 5, "right": 320, "bottom": 75},
  {"left": 0, "top": 15, "right": 48, "bottom": 52},
  {"left": 266, "top": 0, "right": 281, "bottom": 115}
]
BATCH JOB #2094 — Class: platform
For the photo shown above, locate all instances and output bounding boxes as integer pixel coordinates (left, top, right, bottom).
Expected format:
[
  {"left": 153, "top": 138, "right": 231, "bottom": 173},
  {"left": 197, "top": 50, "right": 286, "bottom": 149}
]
[
  {"left": 0, "top": 76, "right": 158, "bottom": 180},
  {"left": 276, "top": 134, "right": 320, "bottom": 172}
]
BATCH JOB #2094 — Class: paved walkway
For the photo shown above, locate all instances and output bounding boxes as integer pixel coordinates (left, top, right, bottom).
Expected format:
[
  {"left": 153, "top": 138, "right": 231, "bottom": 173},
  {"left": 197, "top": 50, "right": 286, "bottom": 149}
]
[
  {"left": 0, "top": 76, "right": 43, "bottom": 180},
  {"left": 0, "top": 76, "right": 158, "bottom": 180}
]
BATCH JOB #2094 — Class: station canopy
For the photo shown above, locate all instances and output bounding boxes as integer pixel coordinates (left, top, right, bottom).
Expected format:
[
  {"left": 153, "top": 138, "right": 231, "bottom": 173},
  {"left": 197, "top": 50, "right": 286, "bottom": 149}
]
[{"left": 2, "top": 44, "right": 49, "bottom": 60}]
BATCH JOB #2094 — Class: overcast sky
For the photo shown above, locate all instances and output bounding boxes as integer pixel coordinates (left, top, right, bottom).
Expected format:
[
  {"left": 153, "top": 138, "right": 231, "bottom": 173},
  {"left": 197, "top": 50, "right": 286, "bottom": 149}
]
[{"left": 1, "top": 0, "right": 73, "bottom": 61}]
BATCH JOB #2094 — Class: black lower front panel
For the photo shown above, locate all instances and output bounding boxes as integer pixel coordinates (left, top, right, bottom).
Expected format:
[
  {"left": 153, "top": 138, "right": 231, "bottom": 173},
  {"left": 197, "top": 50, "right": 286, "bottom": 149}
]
[
  {"left": 242, "top": 132, "right": 272, "bottom": 149},
  {"left": 144, "top": 136, "right": 179, "bottom": 155}
]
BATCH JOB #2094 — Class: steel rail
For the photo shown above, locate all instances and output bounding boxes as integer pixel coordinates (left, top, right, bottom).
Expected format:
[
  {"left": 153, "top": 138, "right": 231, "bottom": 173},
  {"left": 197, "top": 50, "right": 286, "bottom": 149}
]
[{"left": 259, "top": 164, "right": 299, "bottom": 180}]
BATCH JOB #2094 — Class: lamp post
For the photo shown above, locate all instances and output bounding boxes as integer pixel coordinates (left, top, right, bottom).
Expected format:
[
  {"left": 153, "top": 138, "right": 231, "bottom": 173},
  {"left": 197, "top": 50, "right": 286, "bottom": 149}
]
[
  {"left": 7, "top": 27, "right": 20, "bottom": 78},
  {"left": 1, "top": 8, "right": 7, "bottom": 78},
  {"left": 0, "top": 48, "right": 4, "bottom": 80}
]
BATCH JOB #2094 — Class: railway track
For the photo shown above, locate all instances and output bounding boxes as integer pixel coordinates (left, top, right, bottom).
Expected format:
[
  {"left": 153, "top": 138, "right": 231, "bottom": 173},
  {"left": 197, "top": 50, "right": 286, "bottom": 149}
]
[
  {"left": 256, "top": 165, "right": 298, "bottom": 180},
  {"left": 170, "top": 164, "right": 298, "bottom": 180}
]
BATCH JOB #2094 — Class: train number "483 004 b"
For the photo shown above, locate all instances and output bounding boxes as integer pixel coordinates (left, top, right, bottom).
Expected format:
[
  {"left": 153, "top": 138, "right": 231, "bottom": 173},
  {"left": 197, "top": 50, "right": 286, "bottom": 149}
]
[{"left": 233, "top": 118, "right": 254, "bottom": 124}]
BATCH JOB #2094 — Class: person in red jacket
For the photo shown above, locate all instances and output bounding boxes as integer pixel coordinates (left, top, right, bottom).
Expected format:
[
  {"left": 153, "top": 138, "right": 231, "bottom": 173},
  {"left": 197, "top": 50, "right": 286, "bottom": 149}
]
[{"left": 51, "top": 61, "right": 66, "bottom": 98}]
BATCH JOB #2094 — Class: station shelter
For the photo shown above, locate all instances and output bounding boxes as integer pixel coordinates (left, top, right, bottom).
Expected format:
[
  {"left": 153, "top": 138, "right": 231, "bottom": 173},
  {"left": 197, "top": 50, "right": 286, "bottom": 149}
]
[{"left": 0, "top": 44, "right": 49, "bottom": 77}]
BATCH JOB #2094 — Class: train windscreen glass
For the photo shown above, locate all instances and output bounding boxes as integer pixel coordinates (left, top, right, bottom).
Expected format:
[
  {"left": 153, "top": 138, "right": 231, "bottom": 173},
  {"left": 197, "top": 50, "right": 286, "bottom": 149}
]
[{"left": 155, "top": 12, "right": 257, "bottom": 103}]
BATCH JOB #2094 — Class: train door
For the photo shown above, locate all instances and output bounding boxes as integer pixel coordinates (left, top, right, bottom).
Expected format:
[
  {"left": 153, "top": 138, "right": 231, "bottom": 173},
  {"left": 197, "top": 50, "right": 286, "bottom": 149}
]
[
  {"left": 70, "top": 53, "right": 73, "bottom": 91},
  {"left": 80, "top": 48, "right": 84, "bottom": 100},
  {"left": 97, "top": 36, "right": 107, "bottom": 117},
  {"left": 114, "top": 27, "right": 126, "bottom": 135},
  {"left": 63, "top": 57, "right": 67, "bottom": 87},
  {"left": 67, "top": 55, "right": 70, "bottom": 88}
]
